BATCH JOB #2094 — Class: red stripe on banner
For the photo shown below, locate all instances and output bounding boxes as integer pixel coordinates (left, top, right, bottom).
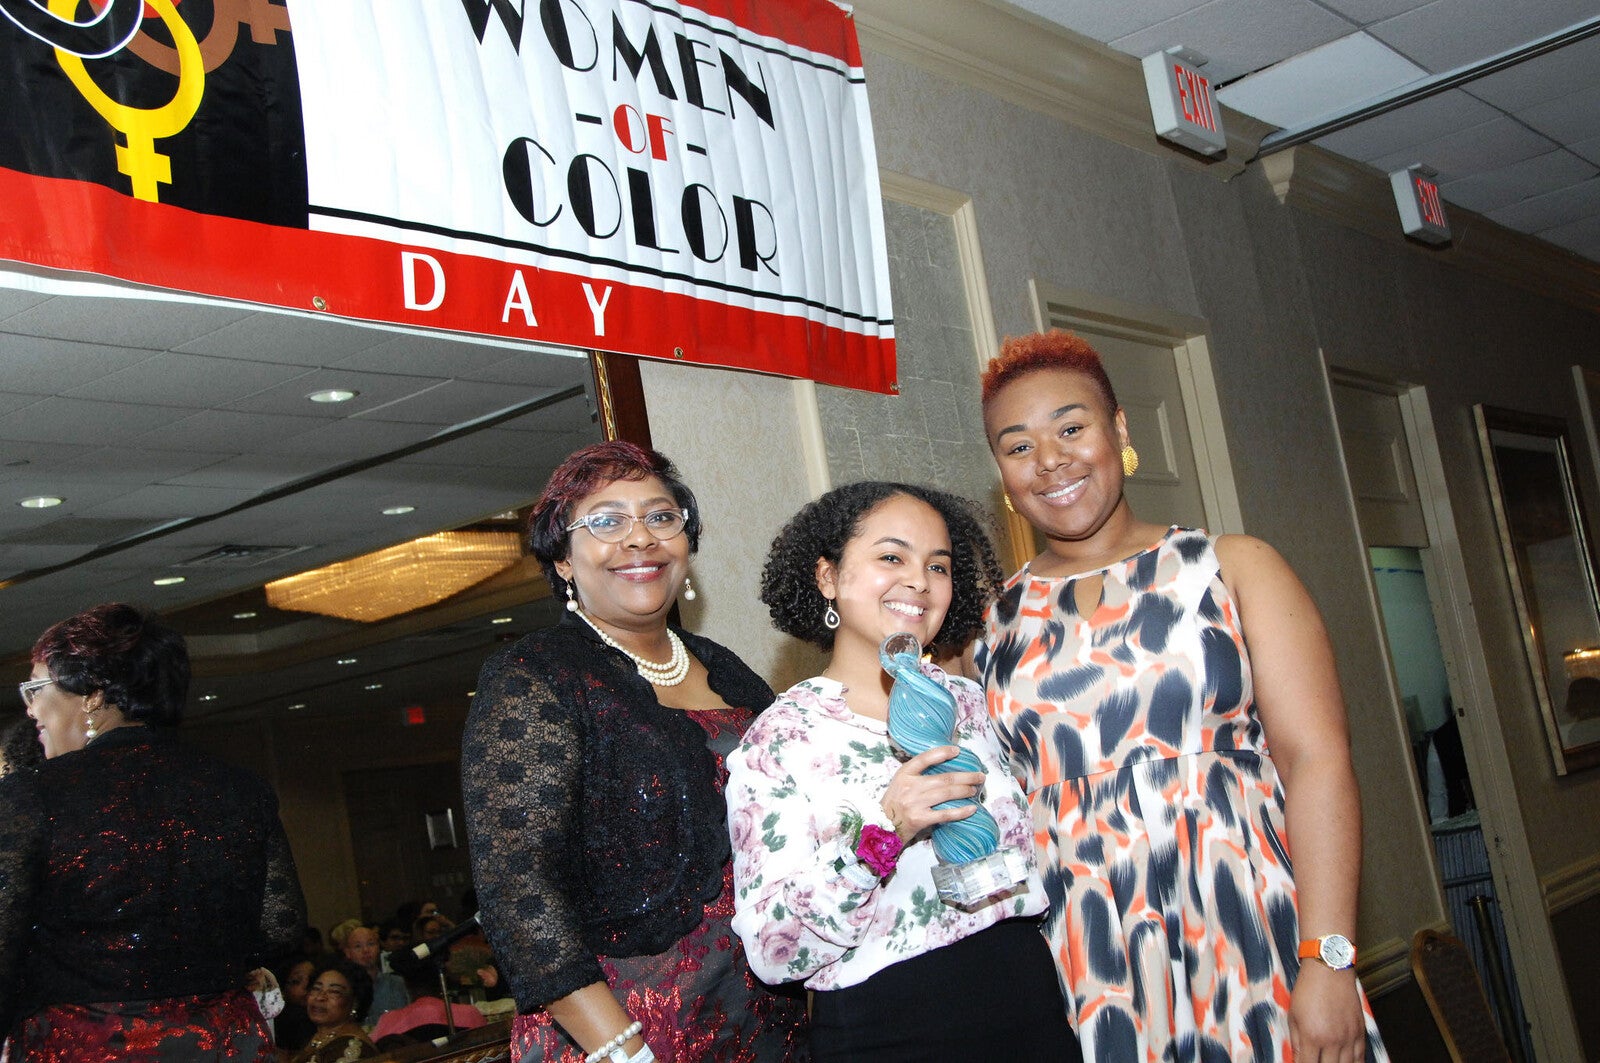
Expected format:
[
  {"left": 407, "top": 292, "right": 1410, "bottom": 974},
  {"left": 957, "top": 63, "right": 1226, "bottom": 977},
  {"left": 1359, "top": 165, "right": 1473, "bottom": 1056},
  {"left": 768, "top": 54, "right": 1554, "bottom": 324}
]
[
  {"left": 677, "top": 0, "right": 863, "bottom": 66},
  {"left": 0, "top": 166, "right": 894, "bottom": 393}
]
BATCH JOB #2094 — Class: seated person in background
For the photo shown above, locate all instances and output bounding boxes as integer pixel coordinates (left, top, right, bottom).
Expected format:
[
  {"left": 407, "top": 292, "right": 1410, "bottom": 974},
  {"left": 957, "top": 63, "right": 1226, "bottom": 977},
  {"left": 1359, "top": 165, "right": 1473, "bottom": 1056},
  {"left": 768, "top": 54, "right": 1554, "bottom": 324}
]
[
  {"left": 412, "top": 913, "right": 454, "bottom": 947},
  {"left": 274, "top": 956, "right": 317, "bottom": 1054},
  {"left": 338, "top": 923, "right": 408, "bottom": 1027},
  {"left": 300, "top": 927, "right": 328, "bottom": 962},
  {"left": 378, "top": 921, "right": 409, "bottom": 964},
  {"left": 289, "top": 959, "right": 379, "bottom": 1063},
  {"left": 370, "top": 949, "right": 487, "bottom": 1050},
  {"left": 0, "top": 716, "right": 43, "bottom": 777}
]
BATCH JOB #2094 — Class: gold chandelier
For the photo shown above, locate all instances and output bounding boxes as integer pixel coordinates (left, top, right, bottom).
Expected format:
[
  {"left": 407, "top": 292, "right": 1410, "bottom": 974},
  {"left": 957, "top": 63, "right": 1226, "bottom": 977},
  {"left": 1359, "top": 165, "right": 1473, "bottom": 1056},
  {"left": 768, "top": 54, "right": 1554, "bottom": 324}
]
[{"left": 265, "top": 530, "right": 522, "bottom": 622}]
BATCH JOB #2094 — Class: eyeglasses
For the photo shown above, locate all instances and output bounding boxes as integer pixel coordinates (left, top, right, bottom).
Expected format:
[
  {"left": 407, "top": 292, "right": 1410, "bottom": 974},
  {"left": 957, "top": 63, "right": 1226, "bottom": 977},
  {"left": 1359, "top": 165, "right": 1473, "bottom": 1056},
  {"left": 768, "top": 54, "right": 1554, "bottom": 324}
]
[
  {"left": 18, "top": 678, "right": 56, "bottom": 706},
  {"left": 307, "top": 982, "right": 351, "bottom": 998},
  {"left": 566, "top": 508, "right": 689, "bottom": 544}
]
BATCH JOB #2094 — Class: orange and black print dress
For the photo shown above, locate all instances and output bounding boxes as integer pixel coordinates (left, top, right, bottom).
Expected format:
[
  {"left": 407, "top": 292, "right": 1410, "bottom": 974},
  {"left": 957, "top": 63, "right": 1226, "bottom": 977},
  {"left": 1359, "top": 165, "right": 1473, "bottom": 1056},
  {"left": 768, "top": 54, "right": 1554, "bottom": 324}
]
[{"left": 978, "top": 527, "right": 1387, "bottom": 1063}]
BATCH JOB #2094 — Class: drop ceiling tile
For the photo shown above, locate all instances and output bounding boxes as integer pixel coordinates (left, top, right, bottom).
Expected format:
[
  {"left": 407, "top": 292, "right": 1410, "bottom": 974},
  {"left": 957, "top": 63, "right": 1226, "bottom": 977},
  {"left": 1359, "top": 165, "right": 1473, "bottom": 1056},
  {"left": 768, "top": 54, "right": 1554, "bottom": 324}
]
[
  {"left": 220, "top": 369, "right": 449, "bottom": 417},
  {"left": 165, "top": 453, "right": 332, "bottom": 491},
  {"left": 1314, "top": 0, "right": 1433, "bottom": 25},
  {"left": 1519, "top": 85, "right": 1600, "bottom": 144},
  {"left": 63, "top": 353, "right": 318, "bottom": 409},
  {"left": 0, "top": 294, "right": 253, "bottom": 350},
  {"left": 0, "top": 287, "right": 51, "bottom": 320},
  {"left": 0, "top": 334, "right": 159, "bottom": 394},
  {"left": 1464, "top": 33, "right": 1600, "bottom": 111},
  {"left": 1370, "top": 115, "right": 1556, "bottom": 181},
  {"left": 468, "top": 350, "right": 591, "bottom": 388},
  {"left": 397, "top": 427, "right": 568, "bottom": 468},
  {"left": 0, "top": 397, "right": 182, "bottom": 446},
  {"left": 56, "top": 447, "right": 239, "bottom": 485},
  {"left": 0, "top": 440, "right": 102, "bottom": 481},
  {"left": 1367, "top": 0, "right": 1598, "bottom": 72},
  {"left": 1111, "top": 0, "right": 1353, "bottom": 82},
  {"left": 0, "top": 393, "right": 48, "bottom": 418},
  {"left": 79, "top": 483, "right": 262, "bottom": 520},
  {"left": 174, "top": 308, "right": 394, "bottom": 365},
  {"left": 1440, "top": 149, "right": 1599, "bottom": 213},
  {"left": 1573, "top": 134, "right": 1600, "bottom": 166},
  {"left": 254, "top": 417, "right": 438, "bottom": 458},
  {"left": 132, "top": 408, "right": 327, "bottom": 452},
  {"left": 1000, "top": 0, "right": 1208, "bottom": 43},
  {"left": 1218, "top": 33, "right": 1424, "bottom": 129},
  {"left": 1314, "top": 89, "right": 1499, "bottom": 160},
  {"left": 355, "top": 380, "right": 555, "bottom": 426},
  {"left": 1487, "top": 176, "right": 1600, "bottom": 232},
  {"left": 326, "top": 332, "right": 527, "bottom": 376},
  {"left": 1543, "top": 215, "right": 1600, "bottom": 261}
]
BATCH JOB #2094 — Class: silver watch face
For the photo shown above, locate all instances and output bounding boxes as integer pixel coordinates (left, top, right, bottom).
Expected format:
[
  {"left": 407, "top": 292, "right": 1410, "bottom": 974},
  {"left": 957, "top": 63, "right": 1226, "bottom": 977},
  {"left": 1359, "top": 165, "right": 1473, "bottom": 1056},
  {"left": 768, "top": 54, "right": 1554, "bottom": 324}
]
[{"left": 1320, "top": 934, "right": 1355, "bottom": 969}]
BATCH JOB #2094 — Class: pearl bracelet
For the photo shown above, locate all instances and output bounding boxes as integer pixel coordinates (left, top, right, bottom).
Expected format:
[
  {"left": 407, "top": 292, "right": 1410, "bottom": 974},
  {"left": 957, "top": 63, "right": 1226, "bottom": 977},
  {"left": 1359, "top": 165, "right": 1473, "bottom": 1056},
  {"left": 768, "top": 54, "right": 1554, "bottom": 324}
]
[{"left": 584, "top": 1021, "right": 643, "bottom": 1063}]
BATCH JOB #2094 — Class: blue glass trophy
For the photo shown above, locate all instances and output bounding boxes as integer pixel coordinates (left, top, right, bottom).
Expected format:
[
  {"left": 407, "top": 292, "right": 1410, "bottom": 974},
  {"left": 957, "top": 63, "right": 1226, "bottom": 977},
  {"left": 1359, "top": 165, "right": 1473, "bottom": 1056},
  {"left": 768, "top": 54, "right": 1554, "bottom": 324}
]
[{"left": 880, "top": 633, "right": 1028, "bottom": 907}]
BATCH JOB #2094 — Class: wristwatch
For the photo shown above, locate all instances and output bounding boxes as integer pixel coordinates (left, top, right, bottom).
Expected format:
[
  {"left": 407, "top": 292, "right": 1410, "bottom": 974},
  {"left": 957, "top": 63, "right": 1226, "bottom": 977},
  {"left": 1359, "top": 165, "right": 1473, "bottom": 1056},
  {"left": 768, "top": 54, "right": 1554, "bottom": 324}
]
[{"left": 1298, "top": 933, "right": 1356, "bottom": 970}]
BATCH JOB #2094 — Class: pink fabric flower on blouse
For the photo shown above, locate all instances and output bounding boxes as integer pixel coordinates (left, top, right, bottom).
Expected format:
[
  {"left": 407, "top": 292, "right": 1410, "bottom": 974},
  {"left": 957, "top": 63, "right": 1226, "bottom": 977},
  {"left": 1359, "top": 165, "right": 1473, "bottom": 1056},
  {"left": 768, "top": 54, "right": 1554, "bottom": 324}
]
[{"left": 856, "top": 824, "right": 903, "bottom": 878}]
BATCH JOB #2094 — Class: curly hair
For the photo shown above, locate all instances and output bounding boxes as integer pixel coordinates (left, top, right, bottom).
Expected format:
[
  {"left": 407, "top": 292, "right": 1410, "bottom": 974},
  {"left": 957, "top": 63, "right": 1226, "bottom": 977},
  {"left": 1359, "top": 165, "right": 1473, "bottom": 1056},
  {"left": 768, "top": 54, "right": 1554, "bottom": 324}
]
[
  {"left": 980, "top": 329, "right": 1117, "bottom": 413},
  {"left": 1, "top": 716, "right": 43, "bottom": 776},
  {"left": 31, "top": 603, "right": 190, "bottom": 727},
  {"left": 761, "top": 482, "right": 1003, "bottom": 655},
  {"left": 525, "top": 441, "right": 702, "bottom": 597},
  {"left": 307, "top": 957, "right": 374, "bottom": 1024}
]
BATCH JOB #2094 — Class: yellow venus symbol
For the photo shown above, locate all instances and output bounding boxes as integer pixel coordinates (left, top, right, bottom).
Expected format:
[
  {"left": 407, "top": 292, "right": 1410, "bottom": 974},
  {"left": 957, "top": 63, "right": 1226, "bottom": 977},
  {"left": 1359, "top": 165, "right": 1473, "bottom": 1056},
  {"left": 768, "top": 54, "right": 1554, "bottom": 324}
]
[{"left": 51, "top": 0, "right": 204, "bottom": 202}]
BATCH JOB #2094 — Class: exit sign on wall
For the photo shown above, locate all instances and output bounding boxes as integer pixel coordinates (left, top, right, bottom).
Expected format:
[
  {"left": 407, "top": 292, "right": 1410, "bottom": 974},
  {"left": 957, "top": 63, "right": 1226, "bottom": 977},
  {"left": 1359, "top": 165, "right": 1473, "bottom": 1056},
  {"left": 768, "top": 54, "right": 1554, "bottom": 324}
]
[
  {"left": 1142, "top": 47, "right": 1227, "bottom": 156},
  {"left": 1390, "top": 165, "right": 1451, "bottom": 245}
]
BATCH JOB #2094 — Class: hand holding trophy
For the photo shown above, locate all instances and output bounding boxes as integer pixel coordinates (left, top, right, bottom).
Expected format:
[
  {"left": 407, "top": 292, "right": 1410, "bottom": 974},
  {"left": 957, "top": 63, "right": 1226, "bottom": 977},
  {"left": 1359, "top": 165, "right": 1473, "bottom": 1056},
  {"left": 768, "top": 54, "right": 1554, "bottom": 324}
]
[{"left": 880, "top": 632, "right": 1028, "bottom": 906}]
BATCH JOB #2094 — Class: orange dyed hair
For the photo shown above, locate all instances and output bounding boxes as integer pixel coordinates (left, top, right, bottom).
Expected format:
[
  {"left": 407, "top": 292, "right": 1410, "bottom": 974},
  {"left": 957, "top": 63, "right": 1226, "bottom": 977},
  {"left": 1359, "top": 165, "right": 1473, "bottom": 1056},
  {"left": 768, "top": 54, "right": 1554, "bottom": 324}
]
[{"left": 980, "top": 329, "right": 1117, "bottom": 413}]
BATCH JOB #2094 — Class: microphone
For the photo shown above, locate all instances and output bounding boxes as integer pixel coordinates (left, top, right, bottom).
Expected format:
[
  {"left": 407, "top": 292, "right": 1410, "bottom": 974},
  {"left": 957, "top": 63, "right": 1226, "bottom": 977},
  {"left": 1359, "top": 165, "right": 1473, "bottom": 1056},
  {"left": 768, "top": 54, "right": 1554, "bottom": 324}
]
[{"left": 410, "top": 912, "right": 482, "bottom": 960}]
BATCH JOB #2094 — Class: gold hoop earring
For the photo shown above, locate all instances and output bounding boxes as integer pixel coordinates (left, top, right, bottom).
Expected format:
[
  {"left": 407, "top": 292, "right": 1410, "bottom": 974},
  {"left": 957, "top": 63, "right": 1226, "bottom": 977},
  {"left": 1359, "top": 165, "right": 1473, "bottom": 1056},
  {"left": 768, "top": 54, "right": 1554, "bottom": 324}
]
[{"left": 1121, "top": 446, "right": 1140, "bottom": 478}]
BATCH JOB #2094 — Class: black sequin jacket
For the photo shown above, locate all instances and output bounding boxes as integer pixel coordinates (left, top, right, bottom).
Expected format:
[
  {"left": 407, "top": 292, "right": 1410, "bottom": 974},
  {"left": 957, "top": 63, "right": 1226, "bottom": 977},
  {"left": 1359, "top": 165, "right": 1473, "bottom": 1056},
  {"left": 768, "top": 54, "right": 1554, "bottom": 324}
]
[
  {"left": 461, "top": 613, "right": 774, "bottom": 1012},
  {"left": 0, "top": 726, "right": 306, "bottom": 1033}
]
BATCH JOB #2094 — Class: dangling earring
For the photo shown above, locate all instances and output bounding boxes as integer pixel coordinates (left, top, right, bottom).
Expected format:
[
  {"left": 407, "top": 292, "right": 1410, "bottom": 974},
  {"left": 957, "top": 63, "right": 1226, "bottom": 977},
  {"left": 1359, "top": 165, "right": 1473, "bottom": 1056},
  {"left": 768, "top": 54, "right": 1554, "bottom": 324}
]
[
  {"left": 84, "top": 708, "right": 97, "bottom": 741},
  {"left": 682, "top": 576, "right": 697, "bottom": 601},
  {"left": 1121, "top": 445, "right": 1140, "bottom": 477},
  {"left": 565, "top": 581, "right": 579, "bottom": 612},
  {"left": 823, "top": 601, "right": 840, "bottom": 630}
]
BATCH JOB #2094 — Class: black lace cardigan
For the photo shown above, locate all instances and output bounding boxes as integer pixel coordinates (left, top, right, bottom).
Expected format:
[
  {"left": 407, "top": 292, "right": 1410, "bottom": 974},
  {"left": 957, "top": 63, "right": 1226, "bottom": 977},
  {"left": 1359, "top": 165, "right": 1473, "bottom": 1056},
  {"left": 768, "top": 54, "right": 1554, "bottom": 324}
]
[
  {"left": 461, "top": 613, "right": 774, "bottom": 1012},
  {"left": 0, "top": 726, "right": 306, "bottom": 1033}
]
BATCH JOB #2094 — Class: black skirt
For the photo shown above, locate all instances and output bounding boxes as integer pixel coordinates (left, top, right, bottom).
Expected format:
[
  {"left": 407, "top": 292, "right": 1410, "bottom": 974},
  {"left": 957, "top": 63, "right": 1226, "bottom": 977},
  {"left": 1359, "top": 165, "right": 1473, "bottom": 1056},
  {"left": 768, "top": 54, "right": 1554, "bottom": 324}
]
[{"left": 809, "top": 917, "right": 1081, "bottom": 1063}]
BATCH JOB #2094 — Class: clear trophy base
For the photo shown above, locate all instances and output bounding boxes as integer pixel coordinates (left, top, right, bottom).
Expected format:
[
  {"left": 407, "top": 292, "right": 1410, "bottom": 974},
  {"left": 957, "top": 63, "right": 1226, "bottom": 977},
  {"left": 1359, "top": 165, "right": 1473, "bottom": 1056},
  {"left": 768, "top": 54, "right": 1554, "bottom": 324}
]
[{"left": 931, "top": 846, "right": 1029, "bottom": 907}]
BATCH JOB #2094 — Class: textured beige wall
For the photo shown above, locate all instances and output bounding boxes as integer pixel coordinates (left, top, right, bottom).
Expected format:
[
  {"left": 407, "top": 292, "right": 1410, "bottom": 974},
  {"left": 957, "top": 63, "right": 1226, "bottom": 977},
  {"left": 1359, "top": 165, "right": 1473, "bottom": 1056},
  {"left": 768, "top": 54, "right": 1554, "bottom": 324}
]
[{"left": 638, "top": 360, "right": 827, "bottom": 692}]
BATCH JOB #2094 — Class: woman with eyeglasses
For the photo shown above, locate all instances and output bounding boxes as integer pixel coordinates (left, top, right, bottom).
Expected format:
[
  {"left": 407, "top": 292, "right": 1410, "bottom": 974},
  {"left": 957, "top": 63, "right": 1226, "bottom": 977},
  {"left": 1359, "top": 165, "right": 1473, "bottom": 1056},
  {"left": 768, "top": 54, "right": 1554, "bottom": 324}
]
[
  {"left": 287, "top": 959, "right": 377, "bottom": 1063},
  {"left": 461, "top": 442, "right": 807, "bottom": 1063},
  {"left": 0, "top": 603, "right": 306, "bottom": 1061}
]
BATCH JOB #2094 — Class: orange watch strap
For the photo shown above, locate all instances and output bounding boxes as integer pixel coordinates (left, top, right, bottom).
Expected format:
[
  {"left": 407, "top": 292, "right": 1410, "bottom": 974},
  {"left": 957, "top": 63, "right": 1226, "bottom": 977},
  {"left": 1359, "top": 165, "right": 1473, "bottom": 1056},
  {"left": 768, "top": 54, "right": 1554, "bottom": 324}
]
[{"left": 1297, "top": 939, "right": 1321, "bottom": 959}]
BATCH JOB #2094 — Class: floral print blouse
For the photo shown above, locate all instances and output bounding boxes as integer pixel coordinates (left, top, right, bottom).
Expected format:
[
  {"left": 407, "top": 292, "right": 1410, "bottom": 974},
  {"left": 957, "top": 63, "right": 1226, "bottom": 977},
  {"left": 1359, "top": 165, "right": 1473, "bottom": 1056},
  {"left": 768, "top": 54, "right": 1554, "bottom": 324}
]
[{"left": 727, "top": 663, "right": 1046, "bottom": 991}]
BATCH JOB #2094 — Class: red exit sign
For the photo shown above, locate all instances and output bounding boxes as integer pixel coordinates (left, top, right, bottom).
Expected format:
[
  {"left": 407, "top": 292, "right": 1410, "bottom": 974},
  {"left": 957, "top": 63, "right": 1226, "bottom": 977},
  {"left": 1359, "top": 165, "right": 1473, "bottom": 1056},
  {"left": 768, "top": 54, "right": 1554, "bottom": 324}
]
[
  {"left": 1142, "top": 47, "right": 1227, "bottom": 156},
  {"left": 1389, "top": 165, "right": 1451, "bottom": 244}
]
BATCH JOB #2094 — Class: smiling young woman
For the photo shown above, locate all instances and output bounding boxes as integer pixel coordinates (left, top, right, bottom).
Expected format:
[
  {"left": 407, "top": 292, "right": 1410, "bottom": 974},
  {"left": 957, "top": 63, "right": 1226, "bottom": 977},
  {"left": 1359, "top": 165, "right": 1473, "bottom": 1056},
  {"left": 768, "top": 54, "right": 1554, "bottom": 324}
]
[
  {"left": 976, "top": 330, "right": 1389, "bottom": 1063},
  {"left": 729, "top": 481, "right": 1078, "bottom": 1062}
]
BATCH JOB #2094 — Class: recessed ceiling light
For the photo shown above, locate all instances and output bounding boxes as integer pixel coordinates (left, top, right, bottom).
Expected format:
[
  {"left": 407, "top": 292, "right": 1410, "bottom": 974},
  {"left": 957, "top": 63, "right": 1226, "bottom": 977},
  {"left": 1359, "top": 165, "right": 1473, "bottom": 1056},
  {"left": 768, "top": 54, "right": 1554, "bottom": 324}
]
[
  {"left": 198, "top": 694, "right": 218, "bottom": 702},
  {"left": 336, "top": 657, "right": 358, "bottom": 665},
  {"left": 381, "top": 505, "right": 415, "bottom": 516},
  {"left": 287, "top": 702, "right": 307, "bottom": 711},
  {"left": 364, "top": 682, "right": 383, "bottom": 691},
  {"left": 232, "top": 611, "right": 258, "bottom": 620},
  {"left": 307, "top": 388, "right": 358, "bottom": 404},
  {"left": 490, "top": 616, "right": 513, "bottom": 624},
  {"left": 18, "top": 496, "right": 63, "bottom": 509},
  {"left": 152, "top": 576, "right": 185, "bottom": 586}
]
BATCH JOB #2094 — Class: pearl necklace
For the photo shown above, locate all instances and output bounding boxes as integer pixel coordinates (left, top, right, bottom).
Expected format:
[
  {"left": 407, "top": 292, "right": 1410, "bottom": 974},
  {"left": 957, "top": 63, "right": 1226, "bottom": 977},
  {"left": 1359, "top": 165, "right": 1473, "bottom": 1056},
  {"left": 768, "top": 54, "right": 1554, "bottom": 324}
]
[{"left": 575, "top": 609, "right": 690, "bottom": 686}]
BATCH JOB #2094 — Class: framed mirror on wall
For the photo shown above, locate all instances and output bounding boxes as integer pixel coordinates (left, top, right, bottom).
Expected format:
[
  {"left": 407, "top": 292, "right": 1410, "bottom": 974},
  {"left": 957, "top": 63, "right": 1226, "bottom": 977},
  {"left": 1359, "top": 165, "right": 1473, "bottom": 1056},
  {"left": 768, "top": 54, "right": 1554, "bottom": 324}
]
[{"left": 1474, "top": 405, "right": 1600, "bottom": 774}]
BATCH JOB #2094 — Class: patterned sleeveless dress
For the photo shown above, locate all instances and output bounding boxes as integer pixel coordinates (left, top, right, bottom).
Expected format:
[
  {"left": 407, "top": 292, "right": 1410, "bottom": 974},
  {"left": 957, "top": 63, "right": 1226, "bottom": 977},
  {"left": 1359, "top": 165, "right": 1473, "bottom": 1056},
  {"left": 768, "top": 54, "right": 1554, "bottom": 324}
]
[{"left": 977, "top": 527, "right": 1387, "bottom": 1063}]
